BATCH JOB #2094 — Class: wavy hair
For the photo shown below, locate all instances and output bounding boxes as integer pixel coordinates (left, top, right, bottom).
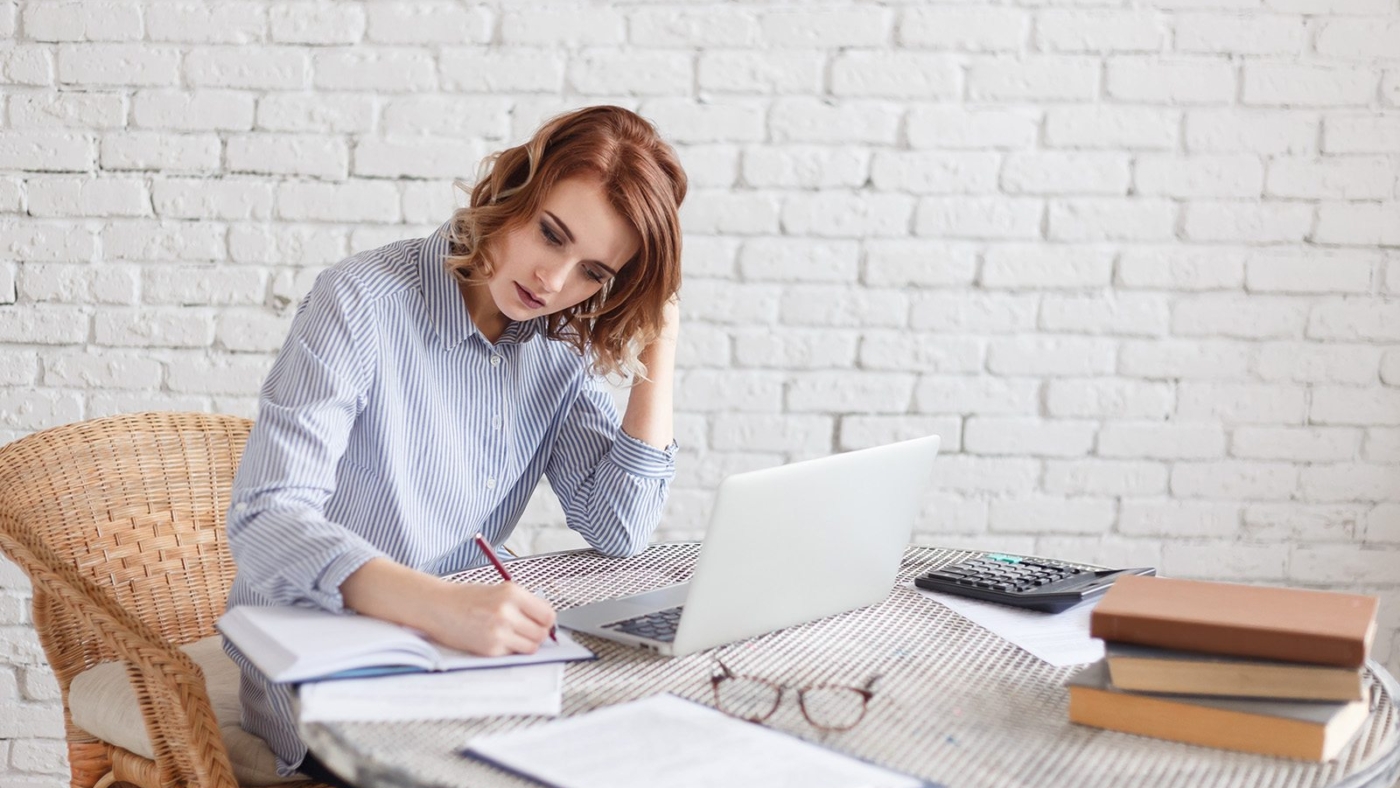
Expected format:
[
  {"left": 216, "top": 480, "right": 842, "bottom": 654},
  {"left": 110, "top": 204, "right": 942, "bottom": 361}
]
[{"left": 445, "top": 106, "right": 687, "bottom": 380}]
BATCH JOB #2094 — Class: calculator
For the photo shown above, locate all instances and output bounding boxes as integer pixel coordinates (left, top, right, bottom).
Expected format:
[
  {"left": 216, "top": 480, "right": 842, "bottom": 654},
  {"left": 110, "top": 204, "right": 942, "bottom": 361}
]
[{"left": 914, "top": 553, "right": 1156, "bottom": 613}]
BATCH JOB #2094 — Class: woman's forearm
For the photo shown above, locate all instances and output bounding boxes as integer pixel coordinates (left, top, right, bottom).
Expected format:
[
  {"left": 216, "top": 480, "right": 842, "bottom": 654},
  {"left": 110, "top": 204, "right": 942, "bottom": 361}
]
[{"left": 620, "top": 300, "right": 679, "bottom": 449}]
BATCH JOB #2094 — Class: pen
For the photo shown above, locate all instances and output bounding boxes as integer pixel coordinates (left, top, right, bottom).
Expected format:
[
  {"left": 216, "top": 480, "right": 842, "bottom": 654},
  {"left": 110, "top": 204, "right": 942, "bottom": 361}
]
[{"left": 473, "top": 532, "right": 557, "bottom": 643}]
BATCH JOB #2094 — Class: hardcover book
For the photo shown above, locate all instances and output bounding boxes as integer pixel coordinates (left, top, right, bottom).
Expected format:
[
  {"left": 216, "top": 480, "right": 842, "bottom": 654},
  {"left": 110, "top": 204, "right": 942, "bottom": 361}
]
[
  {"left": 1104, "top": 642, "right": 1364, "bottom": 702},
  {"left": 1067, "top": 660, "right": 1369, "bottom": 762},
  {"left": 1089, "top": 575, "right": 1377, "bottom": 669}
]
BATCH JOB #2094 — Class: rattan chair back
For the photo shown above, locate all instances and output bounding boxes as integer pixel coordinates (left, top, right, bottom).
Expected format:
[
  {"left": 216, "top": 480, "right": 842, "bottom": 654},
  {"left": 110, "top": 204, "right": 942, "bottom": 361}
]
[{"left": 0, "top": 412, "right": 280, "bottom": 788}]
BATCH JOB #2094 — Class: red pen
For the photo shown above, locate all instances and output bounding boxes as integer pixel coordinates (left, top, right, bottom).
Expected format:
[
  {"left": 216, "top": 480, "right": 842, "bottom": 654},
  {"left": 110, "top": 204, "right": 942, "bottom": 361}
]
[{"left": 473, "top": 533, "right": 557, "bottom": 643}]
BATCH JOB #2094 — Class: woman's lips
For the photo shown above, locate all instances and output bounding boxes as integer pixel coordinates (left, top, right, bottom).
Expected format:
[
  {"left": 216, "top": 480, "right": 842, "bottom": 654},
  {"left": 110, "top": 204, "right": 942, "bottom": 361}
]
[{"left": 515, "top": 283, "right": 545, "bottom": 309}]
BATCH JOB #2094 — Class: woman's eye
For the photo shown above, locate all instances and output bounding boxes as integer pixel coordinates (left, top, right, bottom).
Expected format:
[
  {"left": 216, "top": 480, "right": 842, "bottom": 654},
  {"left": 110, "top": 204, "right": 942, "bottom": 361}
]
[
  {"left": 540, "top": 221, "right": 563, "bottom": 247},
  {"left": 582, "top": 266, "right": 606, "bottom": 284}
]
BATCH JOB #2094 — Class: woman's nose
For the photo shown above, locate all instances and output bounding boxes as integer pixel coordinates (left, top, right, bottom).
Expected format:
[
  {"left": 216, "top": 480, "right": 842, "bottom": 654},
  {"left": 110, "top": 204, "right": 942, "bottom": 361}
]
[{"left": 535, "top": 260, "right": 570, "bottom": 293}]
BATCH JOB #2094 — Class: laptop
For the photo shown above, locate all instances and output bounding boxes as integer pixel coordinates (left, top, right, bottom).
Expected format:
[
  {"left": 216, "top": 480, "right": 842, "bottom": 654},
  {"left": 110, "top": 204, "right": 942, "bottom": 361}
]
[{"left": 557, "top": 435, "right": 941, "bottom": 657}]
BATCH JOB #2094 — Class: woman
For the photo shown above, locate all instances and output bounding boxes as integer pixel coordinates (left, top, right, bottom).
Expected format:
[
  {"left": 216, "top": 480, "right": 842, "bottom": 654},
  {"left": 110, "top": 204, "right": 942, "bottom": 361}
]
[{"left": 223, "top": 105, "right": 687, "bottom": 782}]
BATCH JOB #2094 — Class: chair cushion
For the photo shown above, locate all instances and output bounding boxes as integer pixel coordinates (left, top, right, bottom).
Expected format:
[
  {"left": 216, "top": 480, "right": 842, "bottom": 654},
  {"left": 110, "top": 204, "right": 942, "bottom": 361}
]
[{"left": 69, "top": 635, "right": 297, "bottom": 786}]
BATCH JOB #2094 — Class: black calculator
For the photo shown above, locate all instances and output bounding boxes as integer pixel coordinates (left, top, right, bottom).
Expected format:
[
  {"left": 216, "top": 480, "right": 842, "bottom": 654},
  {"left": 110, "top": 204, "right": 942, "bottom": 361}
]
[{"left": 914, "top": 553, "right": 1156, "bottom": 613}]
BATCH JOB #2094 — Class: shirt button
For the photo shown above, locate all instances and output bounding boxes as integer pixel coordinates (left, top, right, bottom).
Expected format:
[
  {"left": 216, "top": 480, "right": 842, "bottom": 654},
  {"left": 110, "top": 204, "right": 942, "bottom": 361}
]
[
  {"left": 486, "top": 477, "right": 497, "bottom": 489},
  {"left": 233, "top": 502, "right": 247, "bottom": 512},
  {"left": 490, "top": 355, "right": 501, "bottom": 367},
  {"left": 491, "top": 415, "right": 502, "bottom": 429}
]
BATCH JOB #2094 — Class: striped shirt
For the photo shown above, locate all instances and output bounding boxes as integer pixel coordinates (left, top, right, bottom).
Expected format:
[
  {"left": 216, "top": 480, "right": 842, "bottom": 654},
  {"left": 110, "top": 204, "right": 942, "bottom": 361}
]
[{"left": 223, "top": 223, "right": 676, "bottom": 775}]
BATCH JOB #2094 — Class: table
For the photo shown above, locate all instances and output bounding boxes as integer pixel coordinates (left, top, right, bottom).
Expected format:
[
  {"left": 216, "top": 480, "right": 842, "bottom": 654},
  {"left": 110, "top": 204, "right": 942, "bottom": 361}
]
[{"left": 300, "top": 543, "right": 1400, "bottom": 788}]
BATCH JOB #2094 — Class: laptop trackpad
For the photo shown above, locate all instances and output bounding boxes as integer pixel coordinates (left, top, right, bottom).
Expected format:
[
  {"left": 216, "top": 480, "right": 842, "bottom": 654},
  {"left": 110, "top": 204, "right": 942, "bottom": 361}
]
[{"left": 557, "top": 583, "right": 690, "bottom": 629}]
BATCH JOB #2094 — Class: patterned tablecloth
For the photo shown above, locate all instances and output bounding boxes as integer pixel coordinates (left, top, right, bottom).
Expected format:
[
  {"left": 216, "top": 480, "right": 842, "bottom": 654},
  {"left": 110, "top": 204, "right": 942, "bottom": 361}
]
[{"left": 300, "top": 543, "right": 1400, "bottom": 788}]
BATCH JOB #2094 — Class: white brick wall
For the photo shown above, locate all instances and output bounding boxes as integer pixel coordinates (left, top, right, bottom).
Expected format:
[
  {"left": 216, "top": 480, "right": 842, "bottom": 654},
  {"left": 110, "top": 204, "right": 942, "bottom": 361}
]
[{"left": 1, "top": 2, "right": 1399, "bottom": 785}]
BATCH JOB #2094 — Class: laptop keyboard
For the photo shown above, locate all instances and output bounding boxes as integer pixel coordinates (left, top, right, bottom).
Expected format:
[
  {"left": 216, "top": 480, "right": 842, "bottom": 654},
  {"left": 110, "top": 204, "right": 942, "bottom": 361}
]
[{"left": 601, "top": 606, "right": 683, "bottom": 643}]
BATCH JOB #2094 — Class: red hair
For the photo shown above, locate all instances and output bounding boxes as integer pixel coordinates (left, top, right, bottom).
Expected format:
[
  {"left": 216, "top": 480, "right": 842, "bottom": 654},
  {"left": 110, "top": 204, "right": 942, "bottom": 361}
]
[{"left": 445, "top": 106, "right": 687, "bottom": 379}]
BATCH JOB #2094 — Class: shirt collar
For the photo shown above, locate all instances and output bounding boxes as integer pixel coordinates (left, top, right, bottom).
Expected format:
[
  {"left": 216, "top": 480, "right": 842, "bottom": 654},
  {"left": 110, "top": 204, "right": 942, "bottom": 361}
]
[{"left": 420, "top": 222, "right": 545, "bottom": 350}]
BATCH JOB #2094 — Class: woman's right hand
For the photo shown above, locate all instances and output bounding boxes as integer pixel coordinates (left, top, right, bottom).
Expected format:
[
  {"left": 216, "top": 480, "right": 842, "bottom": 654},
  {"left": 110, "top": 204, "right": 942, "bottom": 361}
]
[
  {"left": 341, "top": 557, "right": 557, "bottom": 657},
  {"left": 422, "top": 580, "right": 558, "bottom": 657}
]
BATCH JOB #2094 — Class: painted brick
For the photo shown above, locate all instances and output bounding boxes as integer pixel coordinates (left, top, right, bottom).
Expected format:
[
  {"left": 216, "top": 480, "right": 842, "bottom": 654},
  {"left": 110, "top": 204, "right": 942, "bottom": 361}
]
[
  {"left": 23, "top": 1, "right": 140, "bottom": 40},
  {"left": 146, "top": 3, "right": 266, "bottom": 43},
  {"left": 839, "top": 415, "right": 963, "bottom": 453},
  {"left": 132, "top": 90, "right": 255, "bottom": 131},
  {"left": 981, "top": 246, "right": 1114, "bottom": 289},
  {"left": 1185, "top": 109, "right": 1317, "bottom": 155},
  {"left": 1107, "top": 58, "right": 1236, "bottom": 103},
  {"left": 27, "top": 178, "right": 150, "bottom": 218},
  {"left": 276, "top": 181, "right": 401, "bottom": 223},
  {"left": 930, "top": 456, "right": 1042, "bottom": 495},
  {"left": 710, "top": 414, "right": 834, "bottom": 453},
  {"left": 401, "top": 180, "right": 456, "bottom": 225},
  {"left": 1171, "top": 294, "right": 1309, "bottom": 340},
  {"left": 19, "top": 263, "right": 137, "bottom": 304},
  {"left": 1181, "top": 201, "right": 1313, "bottom": 243},
  {"left": 641, "top": 99, "right": 766, "bottom": 144},
  {"left": 1134, "top": 155, "right": 1263, "bottom": 198},
  {"left": 1117, "top": 247, "right": 1246, "bottom": 291},
  {"left": 988, "top": 336, "right": 1116, "bottom": 376},
  {"left": 0, "top": 350, "right": 36, "bottom": 386},
  {"left": 1364, "top": 503, "right": 1400, "bottom": 544},
  {"left": 757, "top": 8, "right": 892, "bottom": 48},
  {"left": 908, "top": 107, "right": 1039, "bottom": 150},
  {"left": 680, "top": 280, "right": 780, "bottom": 325},
  {"left": 738, "top": 238, "right": 859, "bottom": 283},
  {"left": 143, "top": 266, "right": 267, "bottom": 307},
  {"left": 1245, "top": 249, "right": 1376, "bottom": 294},
  {"left": 104, "top": 221, "right": 225, "bottom": 262},
  {"left": 1289, "top": 545, "right": 1400, "bottom": 584},
  {"left": 153, "top": 179, "right": 274, "bottom": 221},
  {"left": 1099, "top": 423, "right": 1228, "bottom": 459},
  {"left": 870, "top": 151, "right": 1000, "bottom": 195},
  {"left": 916, "top": 197, "right": 1043, "bottom": 240},
  {"left": 1243, "top": 64, "right": 1377, "bottom": 107},
  {"left": 913, "top": 495, "right": 989, "bottom": 536},
  {"left": 989, "top": 497, "right": 1115, "bottom": 534},
  {"left": 831, "top": 52, "right": 960, "bottom": 99},
  {"left": 1119, "top": 500, "right": 1240, "bottom": 536},
  {"left": 1177, "top": 382, "right": 1307, "bottom": 424},
  {"left": 965, "top": 417, "right": 1097, "bottom": 456},
  {"left": 269, "top": 3, "right": 364, "bottom": 44},
  {"left": 165, "top": 352, "right": 274, "bottom": 394},
  {"left": 1041, "top": 292, "right": 1171, "bottom": 336},
  {"left": 1045, "top": 379, "right": 1175, "bottom": 419},
  {"left": 698, "top": 51, "right": 825, "bottom": 95},
  {"left": 1176, "top": 13, "right": 1305, "bottom": 55},
  {"left": 95, "top": 309, "right": 213, "bottom": 348},
  {"left": 260, "top": 94, "right": 378, "bottom": 134},
  {"left": 1233, "top": 426, "right": 1359, "bottom": 462},
  {"left": 101, "top": 132, "right": 220, "bottom": 173},
  {"left": 227, "top": 134, "right": 348, "bottom": 180},
  {"left": 59, "top": 44, "right": 180, "bottom": 88},
  {"left": 781, "top": 192, "right": 913, "bottom": 238},
  {"left": 779, "top": 285, "right": 907, "bottom": 328},
  {"left": 185, "top": 47, "right": 308, "bottom": 90},
  {"left": 1314, "top": 18, "right": 1400, "bottom": 61},
  {"left": 0, "top": 222, "right": 96, "bottom": 262},
  {"left": 1045, "top": 106, "right": 1179, "bottom": 150},
  {"left": 1044, "top": 459, "right": 1169, "bottom": 496},
  {"left": 1314, "top": 203, "right": 1400, "bottom": 246},
  {"left": 1311, "top": 387, "right": 1400, "bottom": 426},
  {"left": 88, "top": 392, "right": 211, "bottom": 417},
  {"left": 732, "top": 328, "right": 857, "bottom": 370},
  {"left": 1384, "top": 349, "right": 1400, "bottom": 385},
  {"left": 1035, "top": 536, "right": 1163, "bottom": 572},
  {"left": 768, "top": 98, "right": 900, "bottom": 145},
  {"left": 1036, "top": 10, "right": 1167, "bottom": 53},
  {"left": 858, "top": 332, "right": 983, "bottom": 374},
  {"left": 1324, "top": 114, "right": 1400, "bottom": 154},
  {"left": 899, "top": 7, "right": 1027, "bottom": 51},
  {"left": 43, "top": 352, "right": 161, "bottom": 390},
  {"left": 569, "top": 50, "right": 692, "bottom": 96},
  {"left": 353, "top": 138, "right": 480, "bottom": 180},
  {"left": 9, "top": 92, "right": 125, "bottom": 128},
  {"left": 1003, "top": 152, "right": 1131, "bottom": 195},
  {"left": 968, "top": 56, "right": 1100, "bottom": 101},
  {"left": 364, "top": 3, "right": 492, "bottom": 44},
  {"left": 674, "top": 451, "right": 784, "bottom": 490},
  {"left": 681, "top": 190, "right": 780, "bottom": 235},
  {"left": 0, "top": 390, "right": 82, "bottom": 430},
  {"left": 915, "top": 376, "right": 1041, "bottom": 417},
  {"left": 1244, "top": 503, "right": 1363, "bottom": 543},
  {"left": 440, "top": 48, "right": 563, "bottom": 93},
  {"left": 673, "top": 145, "right": 740, "bottom": 190},
  {"left": 0, "top": 131, "right": 94, "bottom": 172},
  {"left": 1047, "top": 199, "right": 1176, "bottom": 242},
  {"left": 742, "top": 146, "right": 869, "bottom": 189},
  {"left": 1255, "top": 342, "right": 1383, "bottom": 384},
  {"left": 910, "top": 292, "right": 1039, "bottom": 333},
  {"left": 0, "top": 46, "right": 52, "bottom": 86},
  {"left": 863, "top": 240, "right": 978, "bottom": 288},
  {"left": 1365, "top": 428, "right": 1400, "bottom": 462},
  {"left": 674, "top": 237, "right": 739, "bottom": 280},
  {"left": 1308, "top": 298, "right": 1400, "bottom": 342},
  {"left": 629, "top": 8, "right": 760, "bottom": 47},
  {"left": 1162, "top": 542, "right": 1289, "bottom": 581},
  {"left": 313, "top": 48, "right": 435, "bottom": 92},
  {"left": 675, "top": 323, "right": 730, "bottom": 368},
  {"left": 1267, "top": 157, "right": 1395, "bottom": 200},
  {"left": 674, "top": 370, "right": 784, "bottom": 413}
]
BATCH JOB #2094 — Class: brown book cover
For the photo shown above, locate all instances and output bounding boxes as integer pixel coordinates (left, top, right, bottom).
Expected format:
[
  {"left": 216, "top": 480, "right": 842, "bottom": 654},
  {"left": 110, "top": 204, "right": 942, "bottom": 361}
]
[
  {"left": 1104, "top": 643, "right": 1365, "bottom": 702},
  {"left": 1089, "top": 575, "right": 1378, "bottom": 669},
  {"left": 1067, "top": 660, "right": 1369, "bottom": 762}
]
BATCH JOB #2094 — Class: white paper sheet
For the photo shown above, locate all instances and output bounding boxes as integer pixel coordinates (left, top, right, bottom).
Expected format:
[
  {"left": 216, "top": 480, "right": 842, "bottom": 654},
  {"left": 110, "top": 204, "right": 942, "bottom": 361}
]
[
  {"left": 299, "top": 662, "right": 563, "bottom": 722},
  {"left": 464, "top": 694, "right": 929, "bottom": 788},
  {"left": 913, "top": 583, "right": 1104, "bottom": 667}
]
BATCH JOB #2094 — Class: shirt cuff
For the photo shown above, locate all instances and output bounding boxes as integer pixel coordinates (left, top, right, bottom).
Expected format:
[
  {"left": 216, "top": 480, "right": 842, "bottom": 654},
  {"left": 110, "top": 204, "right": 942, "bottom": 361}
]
[
  {"left": 310, "top": 548, "right": 384, "bottom": 613},
  {"left": 610, "top": 428, "right": 678, "bottom": 479}
]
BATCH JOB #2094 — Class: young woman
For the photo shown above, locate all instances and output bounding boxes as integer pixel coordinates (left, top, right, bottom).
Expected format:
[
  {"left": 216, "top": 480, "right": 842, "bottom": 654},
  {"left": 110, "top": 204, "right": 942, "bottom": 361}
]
[{"left": 223, "top": 105, "right": 687, "bottom": 782}]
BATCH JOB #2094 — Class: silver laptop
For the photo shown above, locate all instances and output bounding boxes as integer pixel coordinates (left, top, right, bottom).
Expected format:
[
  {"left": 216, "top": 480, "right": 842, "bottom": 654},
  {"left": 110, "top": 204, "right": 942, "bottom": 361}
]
[{"left": 557, "top": 435, "right": 941, "bottom": 657}]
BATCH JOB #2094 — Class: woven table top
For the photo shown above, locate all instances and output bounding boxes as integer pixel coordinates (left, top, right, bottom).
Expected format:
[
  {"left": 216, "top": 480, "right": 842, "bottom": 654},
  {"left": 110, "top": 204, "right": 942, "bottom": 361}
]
[{"left": 299, "top": 543, "right": 1400, "bottom": 788}]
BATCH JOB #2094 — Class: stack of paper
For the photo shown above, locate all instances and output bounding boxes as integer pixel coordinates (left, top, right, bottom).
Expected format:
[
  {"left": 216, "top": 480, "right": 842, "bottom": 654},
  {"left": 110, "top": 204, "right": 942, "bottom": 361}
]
[{"left": 300, "top": 662, "right": 564, "bottom": 723}]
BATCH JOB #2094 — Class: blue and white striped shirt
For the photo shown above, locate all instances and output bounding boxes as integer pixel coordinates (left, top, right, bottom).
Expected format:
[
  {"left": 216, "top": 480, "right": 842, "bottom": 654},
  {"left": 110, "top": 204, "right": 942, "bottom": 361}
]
[{"left": 223, "top": 223, "right": 675, "bottom": 775}]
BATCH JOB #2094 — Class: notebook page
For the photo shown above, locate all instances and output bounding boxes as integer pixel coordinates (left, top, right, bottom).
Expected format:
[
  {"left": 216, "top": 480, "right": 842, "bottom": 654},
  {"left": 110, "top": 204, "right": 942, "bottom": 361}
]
[
  {"left": 464, "top": 694, "right": 932, "bottom": 788},
  {"left": 300, "top": 663, "right": 563, "bottom": 722}
]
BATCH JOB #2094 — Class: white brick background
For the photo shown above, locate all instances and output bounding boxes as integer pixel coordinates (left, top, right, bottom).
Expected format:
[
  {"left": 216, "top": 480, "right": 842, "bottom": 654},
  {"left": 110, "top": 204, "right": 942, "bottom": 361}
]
[{"left": 2, "top": 0, "right": 1399, "bottom": 784}]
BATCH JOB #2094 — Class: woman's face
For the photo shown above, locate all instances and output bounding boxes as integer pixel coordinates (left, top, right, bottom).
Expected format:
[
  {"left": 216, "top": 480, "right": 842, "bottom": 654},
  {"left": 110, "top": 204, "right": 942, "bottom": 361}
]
[{"left": 484, "top": 176, "right": 640, "bottom": 323}]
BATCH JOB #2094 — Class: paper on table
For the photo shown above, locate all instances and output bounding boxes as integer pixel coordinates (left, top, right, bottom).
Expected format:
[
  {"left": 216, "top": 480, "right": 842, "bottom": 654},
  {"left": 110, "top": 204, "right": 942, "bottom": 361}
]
[
  {"left": 912, "top": 582, "right": 1104, "bottom": 667},
  {"left": 300, "top": 662, "right": 563, "bottom": 722},
  {"left": 463, "top": 694, "right": 935, "bottom": 788}
]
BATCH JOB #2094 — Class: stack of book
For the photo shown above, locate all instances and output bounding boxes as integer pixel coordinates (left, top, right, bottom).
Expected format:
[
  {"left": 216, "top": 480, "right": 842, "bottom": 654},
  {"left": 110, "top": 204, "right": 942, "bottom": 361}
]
[{"left": 1068, "top": 574, "right": 1379, "bottom": 762}]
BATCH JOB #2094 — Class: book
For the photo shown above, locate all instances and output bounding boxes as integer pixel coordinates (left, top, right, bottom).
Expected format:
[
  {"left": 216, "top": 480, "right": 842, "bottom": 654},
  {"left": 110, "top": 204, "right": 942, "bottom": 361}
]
[
  {"left": 1104, "top": 642, "right": 1365, "bottom": 702},
  {"left": 1067, "top": 660, "right": 1369, "bottom": 762},
  {"left": 1089, "top": 574, "right": 1377, "bottom": 669},
  {"left": 217, "top": 605, "right": 593, "bottom": 683}
]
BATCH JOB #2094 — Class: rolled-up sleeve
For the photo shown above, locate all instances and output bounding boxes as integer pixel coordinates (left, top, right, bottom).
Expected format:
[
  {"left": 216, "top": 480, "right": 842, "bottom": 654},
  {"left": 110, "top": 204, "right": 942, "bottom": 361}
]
[
  {"left": 226, "top": 269, "right": 388, "bottom": 613},
  {"left": 546, "top": 376, "right": 676, "bottom": 557}
]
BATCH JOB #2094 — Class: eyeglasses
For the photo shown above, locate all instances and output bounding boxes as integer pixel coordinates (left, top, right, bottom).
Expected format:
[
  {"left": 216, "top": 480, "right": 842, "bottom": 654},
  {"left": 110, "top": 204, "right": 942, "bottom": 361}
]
[{"left": 709, "top": 659, "right": 880, "bottom": 732}]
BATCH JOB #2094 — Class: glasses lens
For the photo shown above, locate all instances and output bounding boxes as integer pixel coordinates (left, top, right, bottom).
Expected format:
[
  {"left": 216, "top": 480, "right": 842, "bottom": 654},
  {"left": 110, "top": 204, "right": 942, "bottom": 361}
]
[
  {"left": 800, "top": 687, "right": 869, "bottom": 731},
  {"left": 714, "top": 675, "right": 781, "bottom": 722}
]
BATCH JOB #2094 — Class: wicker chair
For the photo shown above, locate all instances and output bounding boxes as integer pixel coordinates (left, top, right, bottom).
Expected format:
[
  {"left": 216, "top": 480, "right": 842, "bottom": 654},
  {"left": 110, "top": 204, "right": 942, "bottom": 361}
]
[{"left": 0, "top": 412, "right": 324, "bottom": 788}]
